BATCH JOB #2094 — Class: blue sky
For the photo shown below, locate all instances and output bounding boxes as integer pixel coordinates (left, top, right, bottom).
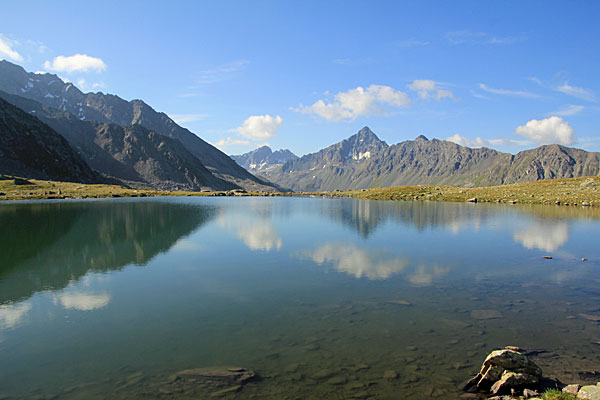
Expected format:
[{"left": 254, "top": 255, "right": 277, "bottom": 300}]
[{"left": 1, "top": 0, "right": 599, "bottom": 155}]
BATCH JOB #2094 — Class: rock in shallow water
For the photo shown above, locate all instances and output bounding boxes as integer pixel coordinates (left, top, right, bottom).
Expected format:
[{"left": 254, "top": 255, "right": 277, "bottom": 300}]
[{"left": 176, "top": 367, "right": 255, "bottom": 384}]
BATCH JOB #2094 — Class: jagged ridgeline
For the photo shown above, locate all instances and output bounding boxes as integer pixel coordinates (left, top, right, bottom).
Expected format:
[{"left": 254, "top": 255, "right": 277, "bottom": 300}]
[
  {"left": 253, "top": 127, "right": 600, "bottom": 192},
  {"left": 0, "top": 60, "right": 278, "bottom": 191}
]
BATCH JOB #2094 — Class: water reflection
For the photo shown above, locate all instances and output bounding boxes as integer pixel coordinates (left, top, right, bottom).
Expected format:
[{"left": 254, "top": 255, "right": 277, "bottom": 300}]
[
  {"left": 0, "top": 301, "right": 31, "bottom": 330},
  {"left": 302, "top": 243, "right": 451, "bottom": 285},
  {"left": 52, "top": 291, "right": 111, "bottom": 311},
  {"left": 0, "top": 200, "right": 216, "bottom": 304},
  {"left": 217, "top": 201, "right": 283, "bottom": 251},
  {"left": 513, "top": 220, "right": 569, "bottom": 252},
  {"left": 305, "top": 243, "right": 408, "bottom": 279}
]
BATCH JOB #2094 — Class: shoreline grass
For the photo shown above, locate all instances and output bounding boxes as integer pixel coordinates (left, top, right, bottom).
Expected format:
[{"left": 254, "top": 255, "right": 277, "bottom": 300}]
[{"left": 1, "top": 176, "right": 599, "bottom": 207}]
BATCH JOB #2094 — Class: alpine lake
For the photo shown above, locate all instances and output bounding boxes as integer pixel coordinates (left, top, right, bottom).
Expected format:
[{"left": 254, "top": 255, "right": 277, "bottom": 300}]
[{"left": 1, "top": 197, "right": 600, "bottom": 400}]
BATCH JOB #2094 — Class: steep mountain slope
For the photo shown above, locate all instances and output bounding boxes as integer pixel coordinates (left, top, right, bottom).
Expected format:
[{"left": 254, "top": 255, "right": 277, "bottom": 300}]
[
  {"left": 0, "top": 92, "right": 232, "bottom": 191},
  {"left": 264, "top": 127, "right": 600, "bottom": 191},
  {"left": 0, "top": 60, "right": 277, "bottom": 191},
  {"left": 231, "top": 145, "right": 298, "bottom": 172},
  {"left": 0, "top": 97, "right": 99, "bottom": 183}
]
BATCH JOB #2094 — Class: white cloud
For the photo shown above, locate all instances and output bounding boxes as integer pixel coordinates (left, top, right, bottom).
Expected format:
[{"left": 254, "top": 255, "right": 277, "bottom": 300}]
[
  {"left": 408, "top": 80, "right": 454, "bottom": 101},
  {"left": 306, "top": 243, "right": 408, "bottom": 280},
  {"left": 555, "top": 83, "right": 596, "bottom": 102},
  {"left": 236, "top": 115, "right": 282, "bottom": 141},
  {"left": 513, "top": 221, "right": 569, "bottom": 252},
  {"left": 515, "top": 116, "right": 575, "bottom": 146},
  {"left": 75, "top": 78, "right": 104, "bottom": 92},
  {"left": 446, "top": 134, "right": 491, "bottom": 148},
  {"left": 169, "top": 113, "right": 209, "bottom": 124},
  {"left": 43, "top": 54, "right": 107, "bottom": 73},
  {"left": 295, "top": 84, "right": 411, "bottom": 121},
  {"left": 0, "top": 34, "right": 23, "bottom": 62},
  {"left": 548, "top": 105, "right": 584, "bottom": 117},
  {"left": 446, "top": 134, "right": 529, "bottom": 148},
  {"left": 479, "top": 83, "right": 541, "bottom": 99},
  {"left": 0, "top": 301, "right": 31, "bottom": 329},
  {"left": 213, "top": 137, "right": 251, "bottom": 151},
  {"left": 54, "top": 292, "right": 110, "bottom": 311}
]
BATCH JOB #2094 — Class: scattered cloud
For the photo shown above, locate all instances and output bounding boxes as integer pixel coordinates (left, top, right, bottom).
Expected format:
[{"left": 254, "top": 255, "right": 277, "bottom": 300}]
[
  {"left": 396, "top": 38, "right": 430, "bottom": 47},
  {"left": 0, "top": 301, "right": 31, "bottom": 329},
  {"left": 446, "top": 134, "right": 529, "bottom": 148},
  {"left": 53, "top": 292, "right": 110, "bottom": 311},
  {"left": 479, "top": 83, "right": 541, "bottom": 99},
  {"left": 294, "top": 84, "right": 411, "bottom": 121},
  {"left": 408, "top": 80, "right": 454, "bottom": 101},
  {"left": 513, "top": 221, "right": 569, "bottom": 252},
  {"left": 0, "top": 34, "right": 23, "bottom": 62},
  {"left": 44, "top": 54, "right": 107, "bottom": 73},
  {"left": 446, "top": 30, "right": 487, "bottom": 45},
  {"left": 547, "top": 104, "right": 584, "bottom": 117},
  {"left": 236, "top": 114, "right": 282, "bottom": 141},
  {"left": 528, "top": 76, "right": 543, "bottom": 86},
  {"left": 446, "top": 30, "right": 524, "bottom": 45},
  {"left": 75, "top": 78, "right": 104, "bottom": 92},
  {"left": 169, "top": 113, "right": 209, "bottom": 124},
  {"left": 470, "top": 90, "right": 490, "bottom": 100},
  {"left": 515, "top": 116, "right": 575, "bottom": 146},
  {"left": 195, "top": 60, "right": 249, "bottom": 85},
  {"left": 555, "top": 83, "right": 596, "bottom": 102},
  {"left": 213, "top": 137, "right": 251, "bottom": 150},
  {"left": 305, "top": 243, "right": 408, "bottom": 280}
]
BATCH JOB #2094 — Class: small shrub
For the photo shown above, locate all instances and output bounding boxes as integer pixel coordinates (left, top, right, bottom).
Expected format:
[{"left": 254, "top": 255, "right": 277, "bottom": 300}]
[{"left": 542, "top": 389, "right": 577, "bottom": 400}]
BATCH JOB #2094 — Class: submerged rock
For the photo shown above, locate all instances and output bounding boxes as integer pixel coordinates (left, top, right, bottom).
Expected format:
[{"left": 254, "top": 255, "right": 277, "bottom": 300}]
[
  {"left": 176, "top": 366, "right": 255, "bottom": 384},
  {"left": 471, "top": 309, "right": 503, "bottom": 320}
]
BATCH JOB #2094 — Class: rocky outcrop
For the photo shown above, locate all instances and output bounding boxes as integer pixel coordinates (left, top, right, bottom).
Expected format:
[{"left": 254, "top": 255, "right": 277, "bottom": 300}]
[{"left": 464, "top": 348, "right": 543, "bottom": 395}]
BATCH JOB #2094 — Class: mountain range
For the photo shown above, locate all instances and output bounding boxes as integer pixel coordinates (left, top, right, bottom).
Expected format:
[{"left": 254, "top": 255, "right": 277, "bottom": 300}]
[
  {"left": 231, "top": 145, "right": 298, "bottom": 173},
  {"left": 243, "top": 127, "right": 600, "bottom": 192},
  {"left": 1, "top": 59, "right": 599, "bottom": 193},
  {"left": 0, "top": 60, "right": 277, "bottom": 191}
]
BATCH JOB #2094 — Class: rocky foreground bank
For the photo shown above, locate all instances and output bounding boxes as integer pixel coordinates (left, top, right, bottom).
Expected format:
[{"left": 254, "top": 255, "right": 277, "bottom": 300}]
[{"left": 462, "top": 346, "right": 600, "bottom": 399}]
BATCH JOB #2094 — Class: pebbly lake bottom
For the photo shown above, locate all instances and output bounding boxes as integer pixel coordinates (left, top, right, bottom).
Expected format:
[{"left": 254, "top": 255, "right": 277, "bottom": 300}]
[{"left": 0, "top": 197, "right": 599, "bottom": 399}]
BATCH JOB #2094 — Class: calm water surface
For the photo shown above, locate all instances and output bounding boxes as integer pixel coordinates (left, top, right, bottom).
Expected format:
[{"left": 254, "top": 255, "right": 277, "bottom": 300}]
[{"left": 1, "top": 197, "right": 600, "bottom": 399}]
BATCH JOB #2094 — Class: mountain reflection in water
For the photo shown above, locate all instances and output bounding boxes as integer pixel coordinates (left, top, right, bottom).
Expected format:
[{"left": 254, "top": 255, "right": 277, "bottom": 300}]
[{"left": 0, "top": 199, "right": 216, "bottom": 304}]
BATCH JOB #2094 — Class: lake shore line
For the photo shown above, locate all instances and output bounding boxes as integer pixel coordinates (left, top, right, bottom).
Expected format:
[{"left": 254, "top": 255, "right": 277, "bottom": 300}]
[{"left": 1, "top": 176, "right": 599, "bottom": 207}]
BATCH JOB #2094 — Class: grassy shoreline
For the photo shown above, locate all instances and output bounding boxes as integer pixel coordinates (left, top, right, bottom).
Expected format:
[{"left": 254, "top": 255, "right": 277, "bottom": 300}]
[{"left": 1, "top": 176, "right": 599, "bottom": 206}]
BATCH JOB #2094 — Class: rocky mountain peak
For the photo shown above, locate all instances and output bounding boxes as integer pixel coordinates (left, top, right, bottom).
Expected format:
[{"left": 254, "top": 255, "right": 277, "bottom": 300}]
[{"left": 416, "top": 134, "right": 429, "bottom": 141}]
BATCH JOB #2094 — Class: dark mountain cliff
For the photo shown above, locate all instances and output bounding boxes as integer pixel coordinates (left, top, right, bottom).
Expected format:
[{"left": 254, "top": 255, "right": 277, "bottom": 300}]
[
  {"left": 0, "top": 91, "right": 231, "bottom": 191},
  {"left": 0, "top": 60, "right": 277, "bottom": 191},
  {"left": 0, "top": 97, "right": 99, "bottom": 183}
]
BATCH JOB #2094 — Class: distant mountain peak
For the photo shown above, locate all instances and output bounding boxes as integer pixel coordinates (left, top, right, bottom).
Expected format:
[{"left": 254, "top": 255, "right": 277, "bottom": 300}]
[
  {"left": 416, "top": 135, "right": 429, "bottom": 141},
  {"left": 231, "top": 146, "right": 298, "bottom": 171}
]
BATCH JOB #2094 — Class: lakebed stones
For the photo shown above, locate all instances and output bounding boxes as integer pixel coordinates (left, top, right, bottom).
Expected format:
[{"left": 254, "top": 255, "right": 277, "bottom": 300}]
[
  {"left": 463, "top": 348, "right": 543, "bottom": 396},
  {"left": 176, "top": 366, "right": 256, "bottom": 384},
  {"left": 172, "top": 366, "right": 256, "bottom": 397}
]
